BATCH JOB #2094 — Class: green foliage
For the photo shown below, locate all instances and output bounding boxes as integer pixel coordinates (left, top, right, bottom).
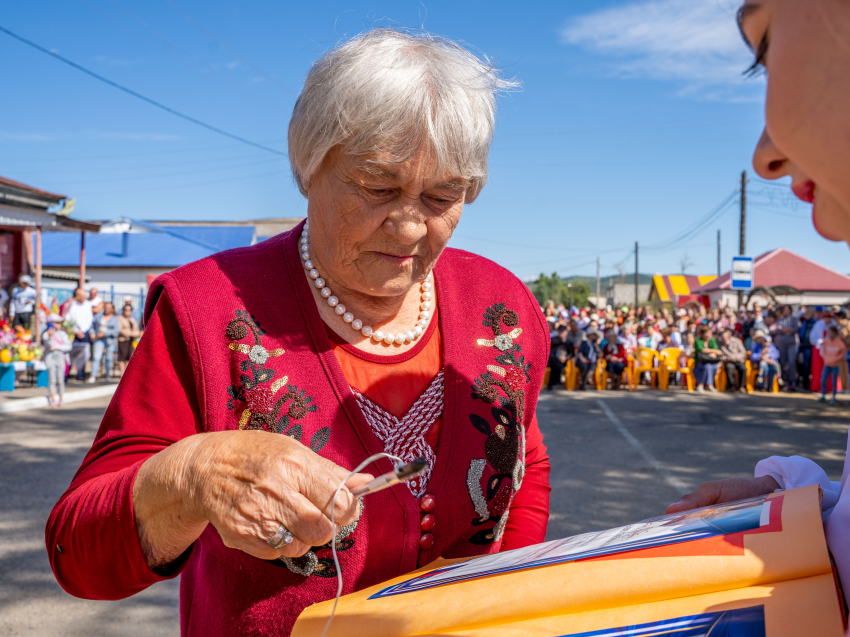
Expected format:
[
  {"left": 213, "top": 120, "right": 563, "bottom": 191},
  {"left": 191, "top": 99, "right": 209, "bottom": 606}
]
[{"left": 530, "top": 272, "right": 589, "bottom": 309}]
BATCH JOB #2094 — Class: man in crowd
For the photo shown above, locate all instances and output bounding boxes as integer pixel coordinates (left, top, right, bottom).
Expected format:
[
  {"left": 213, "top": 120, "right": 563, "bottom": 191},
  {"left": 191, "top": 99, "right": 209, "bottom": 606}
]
[
  {"left": 719, "top": 328, "right": 748, "bottom": 393},
  {"left": 798, "top": 306, "right": 817, "bottom": 388},
  {"left": 88, "top": 287, "right": 104, "bottom": 315},
  {"left": 576, "top": 329, "right": 600, "bottom": 390},
  {"left": 64, "top": 288, "right": 94, "bottom": 381},
  {"left": 619, "top": 323, "right": 637, "bottom": 352},
  {"left": 9, "top": 274, "right": 37, "bottom": 330},
  {"left": 639, "top": 321, "right": 662, "bottom": 350},
  {"left": 565, "top": 319, "right": 585, "bottom": 351},
  {"left": 547, "top": 325, "right": 574, "bottom": 390}
]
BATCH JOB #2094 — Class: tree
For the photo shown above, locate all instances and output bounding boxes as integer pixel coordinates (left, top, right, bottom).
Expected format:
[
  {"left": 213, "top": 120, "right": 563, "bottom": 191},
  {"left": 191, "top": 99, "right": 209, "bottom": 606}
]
[
  {"left": 530, "top": 273, "right": 589, "bottom": 310},
  {"left": 679, "top": 253, "right": 695, "bottom": 274}
]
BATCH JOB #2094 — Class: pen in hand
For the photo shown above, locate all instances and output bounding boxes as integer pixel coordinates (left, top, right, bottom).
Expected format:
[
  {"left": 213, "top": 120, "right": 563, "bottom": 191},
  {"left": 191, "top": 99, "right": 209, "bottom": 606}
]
[{"left": 349, "top": 456, "right": 428, "bottom": 497}]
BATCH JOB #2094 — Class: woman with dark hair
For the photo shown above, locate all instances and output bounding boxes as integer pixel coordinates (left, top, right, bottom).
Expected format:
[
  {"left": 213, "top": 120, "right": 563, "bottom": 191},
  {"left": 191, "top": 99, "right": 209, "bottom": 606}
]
[
  {"left": 669, "top": 0, "right": 850, "bottom": 609},
  {"left": 693, "top": 324, "right": 721, "bottom": 392},
  {"left": 774, "top": 304, "right": 799, "bottom": 390}
]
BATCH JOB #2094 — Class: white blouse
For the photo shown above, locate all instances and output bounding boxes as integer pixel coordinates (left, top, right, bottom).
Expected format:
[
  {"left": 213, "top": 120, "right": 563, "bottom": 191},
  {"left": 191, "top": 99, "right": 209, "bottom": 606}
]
[{"left": 754, "top": 425, "right": 850, "bottom": 608}]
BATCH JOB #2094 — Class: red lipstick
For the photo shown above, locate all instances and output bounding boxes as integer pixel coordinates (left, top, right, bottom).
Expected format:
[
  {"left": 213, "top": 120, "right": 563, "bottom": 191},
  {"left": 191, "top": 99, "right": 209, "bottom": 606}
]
[{"left": 791, "top": 181, "right": 815, "bottom": 204}]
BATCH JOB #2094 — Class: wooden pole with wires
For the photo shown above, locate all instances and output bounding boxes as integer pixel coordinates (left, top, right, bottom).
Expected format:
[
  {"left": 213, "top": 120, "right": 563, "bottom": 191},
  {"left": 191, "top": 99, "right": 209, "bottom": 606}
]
[{"left": 737, "top": 171, "right": 747, "bottom": 308}]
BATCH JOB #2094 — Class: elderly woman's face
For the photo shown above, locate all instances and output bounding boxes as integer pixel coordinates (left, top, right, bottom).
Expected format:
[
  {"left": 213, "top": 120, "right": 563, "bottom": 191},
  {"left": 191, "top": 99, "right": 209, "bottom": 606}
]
[
  {"left": 306, "top": 146, "right": 466, "bottom": 298},
  {"left": 741, "top": 0, "right": 850, "bottom": 245}
]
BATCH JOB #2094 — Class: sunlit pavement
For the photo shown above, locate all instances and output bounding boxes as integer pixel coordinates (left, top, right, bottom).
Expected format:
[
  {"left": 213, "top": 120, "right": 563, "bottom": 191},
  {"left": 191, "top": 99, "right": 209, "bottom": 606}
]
[
  {"left": 540, "top": 387, "right": 848, "bottom": 540},
  {"left": 0, "top": 397, "right": 179, "bottom": 636},
  {"left": 1, "top": 390, "right": 847, "bottom": 634}
]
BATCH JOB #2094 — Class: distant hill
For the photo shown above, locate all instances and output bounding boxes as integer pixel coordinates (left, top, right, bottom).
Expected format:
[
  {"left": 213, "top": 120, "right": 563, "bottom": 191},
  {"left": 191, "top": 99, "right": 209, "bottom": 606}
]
[{"left": 560, "top": 273, "right": 655, "bottom": 288}]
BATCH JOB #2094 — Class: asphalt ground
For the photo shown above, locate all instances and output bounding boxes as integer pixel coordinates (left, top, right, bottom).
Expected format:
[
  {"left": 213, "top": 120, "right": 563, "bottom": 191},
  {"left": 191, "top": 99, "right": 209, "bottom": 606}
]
[{"left": 1, "top": 389, "right": 848, "bottom": 634}]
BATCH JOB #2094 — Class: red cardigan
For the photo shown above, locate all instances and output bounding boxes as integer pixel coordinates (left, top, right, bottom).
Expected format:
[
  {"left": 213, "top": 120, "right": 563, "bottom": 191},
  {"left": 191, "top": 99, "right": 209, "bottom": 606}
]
[{"left": 46, "top": 223, "right": 551, "bottom": 636}]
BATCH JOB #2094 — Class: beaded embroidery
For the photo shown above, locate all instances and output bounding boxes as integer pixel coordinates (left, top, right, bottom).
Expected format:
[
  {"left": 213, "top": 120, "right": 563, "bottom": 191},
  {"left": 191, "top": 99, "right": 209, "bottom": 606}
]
[
  {"left": 467, "top": 303, "right": 530, "bottom": 545},
  {"left": 224, "top": 309, "right": 366, "bottom": 578},
  {"left": 224, "top": 309, "right": 325, "bottom": 450},
  {"left": 279, "top": 498, "right": 365, "bottom": 578},
  {"left": 351, "top": 370, "right": 444, "bottom": 498}
]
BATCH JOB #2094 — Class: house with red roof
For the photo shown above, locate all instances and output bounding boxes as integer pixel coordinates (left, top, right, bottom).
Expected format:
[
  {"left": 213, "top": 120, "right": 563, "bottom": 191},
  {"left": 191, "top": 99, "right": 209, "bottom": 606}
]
[{"left": 691, "top": 248, "right": 850, "bottom": 309}]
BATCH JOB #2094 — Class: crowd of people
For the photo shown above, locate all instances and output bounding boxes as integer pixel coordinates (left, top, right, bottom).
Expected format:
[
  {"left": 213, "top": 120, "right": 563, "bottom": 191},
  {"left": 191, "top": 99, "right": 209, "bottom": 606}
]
[
  {"left": 544, "top": 300, "right": 850, "bottom": 401},
  {"left": 0, "top": 275, "right": 143, "bottom": 408},
  {"left": 53, "top": 286, "right": 141, "bottom": 404}
]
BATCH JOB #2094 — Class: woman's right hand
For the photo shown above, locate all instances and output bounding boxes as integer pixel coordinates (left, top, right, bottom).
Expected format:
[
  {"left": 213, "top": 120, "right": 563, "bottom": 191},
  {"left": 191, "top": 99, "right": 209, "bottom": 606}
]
[
  {"left": 665, "top": 476, "right": 780, "bottom": 515},
  {"left": 133, "top": 430, "right": 373, "bottom": 569}
]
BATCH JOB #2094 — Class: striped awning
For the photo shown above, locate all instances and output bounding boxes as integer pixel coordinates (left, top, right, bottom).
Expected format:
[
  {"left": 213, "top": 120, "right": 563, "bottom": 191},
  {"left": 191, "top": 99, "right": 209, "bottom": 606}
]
[{"left": 651, "top": 275, "right": 717, "bottom": 302}]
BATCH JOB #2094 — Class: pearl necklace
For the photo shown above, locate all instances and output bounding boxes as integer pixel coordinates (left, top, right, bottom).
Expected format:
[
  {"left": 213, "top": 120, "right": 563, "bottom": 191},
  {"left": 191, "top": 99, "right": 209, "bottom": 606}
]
[{"left": 299, "top": 223, "right": 434, "bottom": 345}]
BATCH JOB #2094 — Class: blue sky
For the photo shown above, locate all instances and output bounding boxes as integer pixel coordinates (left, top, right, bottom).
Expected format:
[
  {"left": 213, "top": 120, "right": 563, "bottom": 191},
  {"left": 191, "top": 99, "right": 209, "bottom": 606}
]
[{"left": 3, "top": 0, "right": 848, "bottom": 281}]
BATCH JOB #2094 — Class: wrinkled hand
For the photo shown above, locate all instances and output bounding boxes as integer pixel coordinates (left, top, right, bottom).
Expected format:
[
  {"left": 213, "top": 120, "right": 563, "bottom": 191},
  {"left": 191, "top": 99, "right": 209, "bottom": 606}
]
[
  {"left": 134, "top": 430, "right": 372, "bottom": 568},
  {"left": 187, "top": 431, "right": 372, "bottom": 560},
  {"left": 665, "top": 476, "right": 780, "bottom": 514}
]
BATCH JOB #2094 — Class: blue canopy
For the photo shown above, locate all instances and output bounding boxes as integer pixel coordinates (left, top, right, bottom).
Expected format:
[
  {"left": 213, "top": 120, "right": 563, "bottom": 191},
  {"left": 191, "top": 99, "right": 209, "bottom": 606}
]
[{"left": 40, "top": 224, "right": 256, "bottom": 268}]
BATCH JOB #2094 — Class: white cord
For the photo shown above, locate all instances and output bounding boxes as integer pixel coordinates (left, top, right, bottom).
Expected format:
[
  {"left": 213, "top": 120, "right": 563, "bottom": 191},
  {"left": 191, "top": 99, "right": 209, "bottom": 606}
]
[{"left": 320, "top": 452, "right": 403, "bottom": 637}]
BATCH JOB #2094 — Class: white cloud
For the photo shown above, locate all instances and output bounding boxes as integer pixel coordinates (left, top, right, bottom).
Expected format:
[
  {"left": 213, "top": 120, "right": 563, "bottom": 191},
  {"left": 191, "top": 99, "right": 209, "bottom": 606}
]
[{"left": 562, "top": 0, "right": 758, "bottom": 87}]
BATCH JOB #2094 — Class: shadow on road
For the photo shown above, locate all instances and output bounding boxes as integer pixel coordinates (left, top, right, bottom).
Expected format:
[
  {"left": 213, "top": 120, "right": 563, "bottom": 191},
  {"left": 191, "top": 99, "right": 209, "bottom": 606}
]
[
  {"left": 538, "top": 389, "right": 848, "bottom": 541},
  {"left": 0, "top": 398, "right": 179, "bottom": 636}
]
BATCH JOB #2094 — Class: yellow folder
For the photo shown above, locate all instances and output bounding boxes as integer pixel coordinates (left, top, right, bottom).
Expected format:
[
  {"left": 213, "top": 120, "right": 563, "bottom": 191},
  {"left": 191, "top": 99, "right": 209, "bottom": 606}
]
[{"left": 293, "top": 485, "right": 846, "bottom": 637}]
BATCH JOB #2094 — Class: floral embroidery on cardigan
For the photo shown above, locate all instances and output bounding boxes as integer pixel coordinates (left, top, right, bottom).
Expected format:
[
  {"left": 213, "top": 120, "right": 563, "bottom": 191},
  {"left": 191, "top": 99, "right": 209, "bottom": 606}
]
[
  {"left": 467, "top": 303, "right": 529, "bottom": 545},
  {"left": 224, "top": 309, "right": 328, "bottom": 452},
  {"left": 278, "top": 498, "right": 365, "bottom": 578}
]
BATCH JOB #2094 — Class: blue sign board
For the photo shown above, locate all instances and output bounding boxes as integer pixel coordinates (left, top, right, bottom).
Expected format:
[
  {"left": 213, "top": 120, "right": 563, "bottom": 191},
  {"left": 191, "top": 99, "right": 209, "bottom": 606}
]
[{"left": 731, "top": 256, "right": 754, "bottom": 290}]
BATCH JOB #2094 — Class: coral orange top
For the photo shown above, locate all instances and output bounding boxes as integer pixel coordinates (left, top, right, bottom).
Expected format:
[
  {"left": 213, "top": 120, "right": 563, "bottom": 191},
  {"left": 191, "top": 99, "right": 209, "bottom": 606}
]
[{"left": 327, "top": 307, "right": 444, "bottom": 450}]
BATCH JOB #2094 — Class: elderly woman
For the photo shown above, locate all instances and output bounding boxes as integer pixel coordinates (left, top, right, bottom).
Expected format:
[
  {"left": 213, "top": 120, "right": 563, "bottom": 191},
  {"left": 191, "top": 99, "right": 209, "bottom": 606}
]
[{"left": 46, "top": 29, "right": 550, "bottom": 636}]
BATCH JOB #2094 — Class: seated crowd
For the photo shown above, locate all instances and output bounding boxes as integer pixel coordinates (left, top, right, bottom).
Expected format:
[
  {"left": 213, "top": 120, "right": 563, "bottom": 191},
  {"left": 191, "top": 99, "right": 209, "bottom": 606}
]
[{"left": 543, "top": 300, "right": 850, "bottom": 399}]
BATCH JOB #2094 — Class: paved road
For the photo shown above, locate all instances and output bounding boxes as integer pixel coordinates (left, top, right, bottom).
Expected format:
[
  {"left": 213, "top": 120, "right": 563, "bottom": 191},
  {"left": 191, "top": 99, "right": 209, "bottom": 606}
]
[
  {"left": 2, "top": 390, "right": 848, "bottom": 634},
  {"left": 0, "top": 397, "right": 179, "bottom": 637},
  {"left": 540, "top": 389, "right": 848, "bottom": 539}
]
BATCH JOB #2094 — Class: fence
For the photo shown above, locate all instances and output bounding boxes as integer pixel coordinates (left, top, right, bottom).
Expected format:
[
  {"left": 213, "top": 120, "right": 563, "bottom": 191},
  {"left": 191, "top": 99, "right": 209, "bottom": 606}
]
[{"left": 43, "top": 286, "right": 147, "bottom": 324}]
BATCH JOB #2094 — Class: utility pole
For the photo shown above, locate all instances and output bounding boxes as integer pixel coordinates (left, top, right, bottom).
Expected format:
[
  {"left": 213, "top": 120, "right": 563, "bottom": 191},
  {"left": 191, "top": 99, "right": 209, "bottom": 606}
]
[
  {"left": 717, "top": 229, "right": 721, "bottom": 277},
  {"left": 738, "top": 170, "right": 747, "bottom": 308},
  {"left": 596, "top": 256, "right": 600, "bottom": 310},
  {"left": 634, "top": 241, "right": 639, "bottom": 309},
  {"left": 568, "top": 283, "right": 573, "bottom": 310}
]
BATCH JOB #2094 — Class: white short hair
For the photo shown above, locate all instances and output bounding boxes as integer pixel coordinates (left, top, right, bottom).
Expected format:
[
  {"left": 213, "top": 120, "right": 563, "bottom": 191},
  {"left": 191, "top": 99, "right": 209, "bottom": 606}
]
[{"left": 288, "top": 28, "right": 518, "bottom": 202}]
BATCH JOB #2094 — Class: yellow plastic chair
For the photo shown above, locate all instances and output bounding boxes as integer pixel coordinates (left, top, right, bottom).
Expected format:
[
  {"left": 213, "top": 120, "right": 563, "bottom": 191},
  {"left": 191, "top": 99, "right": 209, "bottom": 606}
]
[
  {"left": 564, "top": 359, "right": 579, "bottom": 390},
  {"left": 716, "top": 364, "right": 727, "bottom": 392},
  {"left": 658, "top": 348, "right": 695, "bottom": 391},
  {"left": 746, "top": 359, "right": 780, "bottom": 393},
  {"left": 601, "top": 361, "right": 630, "bottom": 391},
  {"left": 631, "top": 348, "right": 660, "bottom": 390},
  {"left": 542, "top": 367, "right": 551, "bottom": 390},
  {"left": 594, "top": 359, "right": 606, "bottom": 390}
]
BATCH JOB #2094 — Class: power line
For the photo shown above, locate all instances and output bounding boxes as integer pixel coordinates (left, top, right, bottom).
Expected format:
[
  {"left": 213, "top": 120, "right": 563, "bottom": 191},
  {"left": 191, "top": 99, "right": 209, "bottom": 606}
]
[
  {"left": 0, "top": 25, "right": 287, "bottom": 156},
  {"left": 96, "top": 0, "right": 286, "bottom": 113},
  {"left": 451, "top": 233, "right": 625, "bottom": 255},
  {"left": 750, "top": 177, "right": 792, "bottom": 188},
  {"left": 641, "top": 191, "right": 738, "bottom": 253},
  {"left": 161, "top": 0, "right": 291, "bottom": 93}
]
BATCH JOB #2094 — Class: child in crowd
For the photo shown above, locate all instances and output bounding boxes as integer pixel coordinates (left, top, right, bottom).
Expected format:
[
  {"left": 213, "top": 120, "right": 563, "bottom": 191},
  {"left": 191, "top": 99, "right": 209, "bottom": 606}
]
[
  {"left": 750, "top": 331, "right": 781, "bottom": 391},
  {"left": 42, "top": 314, "right": 72, "bottom": 407},
  {"left": 680, "top": 331, "right": 695, "bottom": 370},
  {"left": 819, "top": 325, "right": 848, "bottom": 404},
  {"left": 656, "top": 327, "right": 675, "bottom": 351}
]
